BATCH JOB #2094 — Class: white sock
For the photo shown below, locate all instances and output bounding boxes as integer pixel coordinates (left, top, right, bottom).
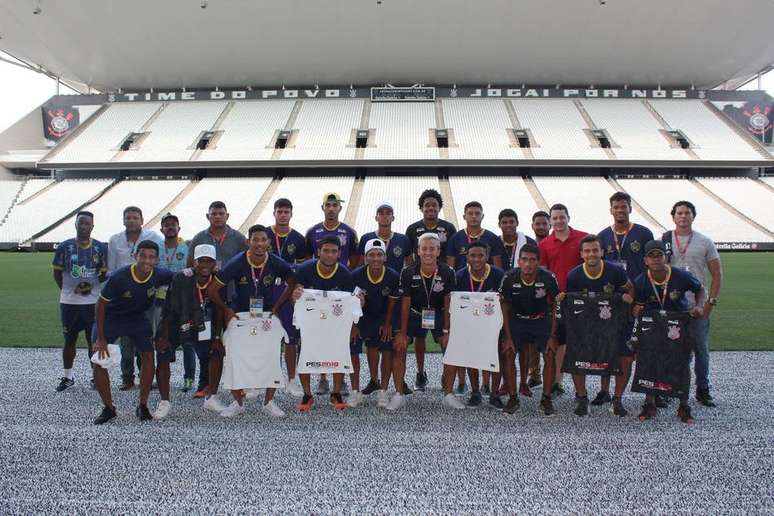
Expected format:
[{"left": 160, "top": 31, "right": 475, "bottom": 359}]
[{"left": 64, "top": 369, "right": 73, "bottom": 380}]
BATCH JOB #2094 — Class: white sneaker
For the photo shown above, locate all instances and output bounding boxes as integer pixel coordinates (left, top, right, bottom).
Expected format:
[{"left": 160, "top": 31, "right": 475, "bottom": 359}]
[
  {"left": 348, "top": 391, "right": 363, "bottom": 408},
  {"left": 285, "top": 377, "right": 304, "bottom": 398},
  {"left": 220, "top": 400, "right": 245, "bottom": 418},
  {"left": 386, "top": 393, "right": 406, "bottom": 411},
  {"left": 152, "top": 400, "right": 172, "bottom": 419},
  {"left": 261, "top": 399, "right": 286, "bottom": 418},
  {"left": 244, "top": 388, "right": 261, "bottom": 399},
  {"left": 377, "top": 389, "right": 389, "bottom": 408},
  {"left": 203, "top": 395, "right": 227, "bottom": 413},
  {"left": 443, "top": 393, "right": 466, "bottom": 410}
]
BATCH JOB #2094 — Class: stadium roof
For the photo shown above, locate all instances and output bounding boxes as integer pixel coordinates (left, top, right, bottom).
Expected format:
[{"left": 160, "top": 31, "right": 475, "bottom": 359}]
[{"left": 1, "top": 0, "right": 774, "bottom": 92}]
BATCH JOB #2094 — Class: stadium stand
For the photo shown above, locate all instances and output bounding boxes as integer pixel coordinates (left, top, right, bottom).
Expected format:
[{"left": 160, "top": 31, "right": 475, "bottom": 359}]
[
  {"left": 16, "top": 177, "right": 55, "bottom": 203},
  {"left": 532, "top": 176, "right": 656, "bottom": 233},
  {"left": 365, "top": 103, "right": 439, "bottom": 160},
  {"left": 448, "top": 176, "right": 540, "bottom": 233},
  {"left": 202, "top": 101, "right": 295, "bottom": 162},
  {"left": 45, "top": 102, "right": 162, "bottom": 164},
  {"left": 118, "top": 101, "right": 228, "bottom": 163},
  {"left": 510, "top": 100, "right": 608, "bottom": 160},
  {"left": 761, "top": 177, "right": 774, "bottom": 189},
  {"left": 580, "top": 99, "right": 690, "bottom": 161},
  {"left": 696, "top": 177, "right": 774, "bottom": 231},
  {"left": 39, "top": 179, "right": 190, "bottom": 243},
  {"left": 0, "top": 179, "right": 114, "bottom": 243},
  {"left": 280, "top": 100, "right": 363, "bottom": 161},
  {"left": 617, "top": 178, "right": 773, "bottom": 242},
  {"left": 251, "top": 176, "right": 356, "bottom": 231},
  {"left": 0, "top": 179, "right": 25, "bottom": 223},
  {"left": 443, "top": 99, "right": 517, "bottom": 160},
  {"left": 158, "top": 177, "right": 273, "bottom": 237},
  {"left": 353, "top": 175, "right": 441, "bottom": 235},
  {"left": 648, "top": 100, "right": 763, "bottom": 161}
]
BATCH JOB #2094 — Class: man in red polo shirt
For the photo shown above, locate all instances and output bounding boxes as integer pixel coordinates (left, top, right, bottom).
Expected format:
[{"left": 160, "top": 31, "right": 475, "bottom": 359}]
[{"left": 538, "top": 203, "right": 587, "bottom": 397}]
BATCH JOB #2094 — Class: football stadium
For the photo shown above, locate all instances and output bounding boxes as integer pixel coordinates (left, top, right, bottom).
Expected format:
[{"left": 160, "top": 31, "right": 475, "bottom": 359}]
[{"left": 0, "top": 0, "right": 773, "bottom": 513}]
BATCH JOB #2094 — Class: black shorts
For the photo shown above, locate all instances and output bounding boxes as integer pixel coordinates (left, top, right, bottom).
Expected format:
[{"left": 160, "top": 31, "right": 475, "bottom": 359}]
[
  {"left": 511, "top": 318, "right": 551, "bottom": 353},
  {"left": 407, "top": 315, "right": 444, "bottom": 341},
  {"left": 60, "top": 304, "right": 95, "bottom": 341}
]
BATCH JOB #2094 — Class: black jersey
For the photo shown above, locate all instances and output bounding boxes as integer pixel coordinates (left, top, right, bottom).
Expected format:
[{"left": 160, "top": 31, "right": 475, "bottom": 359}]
[
  {"left": 560, "top": 292, "right": 628, "bottom": 376},
  {"left": 405, "top": 219, "right": 457, "bottom": 260},
  {"left": 498, "top": 268, "right": 559, "bottom": 320},
  {"left": 631, "top": 310, "right": 692, "bottom": 399},
  {"left": 399, "top": 263, "right": 456, "bottom": 315}
]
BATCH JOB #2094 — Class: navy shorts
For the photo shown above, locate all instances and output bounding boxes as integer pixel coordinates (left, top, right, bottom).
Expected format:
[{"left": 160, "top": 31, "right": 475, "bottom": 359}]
[
  {"left": 360, "top": 336, "right": 394, "bottom": 352},
  {"left": 60, "top": 303, "right": 95, "bottom": 341},
  {"left": 156, "top": 339, "right": 183, "bottom": 363},
  {"left": 511, "top": 318, "right": 551, "bottom": 353},
  {"left": 407, "top": 315, "right": 444, "bottom": 341},
  {"left": 92, "top": 315, "right": 153, "bottom": 353}
]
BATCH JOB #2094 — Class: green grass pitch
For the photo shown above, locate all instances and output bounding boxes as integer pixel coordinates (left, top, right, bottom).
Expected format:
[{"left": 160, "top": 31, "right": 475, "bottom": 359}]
[{"left": 0, "top": 252, "right": 771, "bottom": 350}]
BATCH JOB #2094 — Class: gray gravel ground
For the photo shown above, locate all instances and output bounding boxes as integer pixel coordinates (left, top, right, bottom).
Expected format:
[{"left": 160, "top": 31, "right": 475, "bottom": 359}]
[{"left": 0, "top": 348, "right": 772, "bottom": 515}]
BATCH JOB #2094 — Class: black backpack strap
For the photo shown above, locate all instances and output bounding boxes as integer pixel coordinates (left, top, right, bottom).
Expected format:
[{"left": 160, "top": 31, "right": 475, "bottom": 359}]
[{"left": 661, "top": 231, "right": 673, "bottom": 262}]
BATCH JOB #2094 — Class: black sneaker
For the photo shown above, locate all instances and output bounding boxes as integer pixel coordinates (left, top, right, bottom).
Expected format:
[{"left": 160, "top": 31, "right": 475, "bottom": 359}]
[
  {"left": 401, "top": 383, "right": 413, "bottom": 395},
  {"left": 591, "top": 390, "right": 612, "bottom": 406},
  {"left": 655, "top": 395, "right": 670, "bottom": 408},
  {"left": 466, "top": 392, "right": 482, "bottom": 407},
  {"left": 94, "top": 405, "right": 117, "bottom": 425},
  {"left": 415, "top": 371, "right": 428, "bottom": 391},
  {"left": 135, "top": 404, "right": 153, "bottom": 421},
  {"left": 361, "top": 380, "right": 380, "bottom": 396},
  {"left": 56, "top": 377, "right": 75, "bottom": 392},
  {"left": 638, "top": 403, "right": 657, "bottom": 422},
  {"left": 677, "top": 404, "right": 695, "bottom": 424},
  {"left": 695, "top": 388, "right": 716, "bottom": 408},
  {"left": 541, "top": 395, "right": 555, "bottom": 416},
  {"left": 503, "top": 395, "right": 520, "bottom": 414},
  {"left": 489, "top": 395, "right": 505, "bottom": 409},
  {"left": 551, "top": 383, "right": 565, "bottom": 398},
  {"left": 527, "top": 377, "right": 542, "bottom": 388},
  {"left": 574, "top": 396, "right": 589, "bottom": 416},
  {"left": 610, "top": 397, "right": 628, "bottom": 417}
]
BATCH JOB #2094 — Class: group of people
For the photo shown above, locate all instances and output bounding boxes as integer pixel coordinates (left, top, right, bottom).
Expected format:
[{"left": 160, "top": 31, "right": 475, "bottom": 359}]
[{"left": 51, "top": 187, "right": 722, "bottom": 425}]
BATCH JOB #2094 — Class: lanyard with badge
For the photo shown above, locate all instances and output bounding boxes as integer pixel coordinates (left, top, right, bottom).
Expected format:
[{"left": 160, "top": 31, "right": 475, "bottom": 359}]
[
  {"left": 196, "top": 280, "right": 212, "bottom": 341},
  {"left": 421, "top": 268, "right": 438, "bottom": 329},
  {"left": 648, "top": 266, "right": 672, "bottom": 310},
  {"left": 610, "top": 224, "right": 632, "bottom": 271},
  {"left": 273, "top": 228, "right": 287, "bottom": 259},
  {"left": 249, "top": 257, "right": 267, "bottom": 317},
  {"left": 674, "top": 232, "right": 693, "bottom": 272},
  {"left": 468, "top": 265, "right": 489, "bottom": 293}
]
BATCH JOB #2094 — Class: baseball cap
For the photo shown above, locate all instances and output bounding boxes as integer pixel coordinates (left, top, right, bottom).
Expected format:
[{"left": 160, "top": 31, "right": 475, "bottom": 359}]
[
  {"left": 644, "top": 240, "right": 666, "bottom": 256},
  {"left": 364, "top": 238, "right": 387, "bottom": 255},
  {"left": 194, "top": 244, "right": 217, "bottom": 261},
  {"left": 376, "top": 201, "right": 394, "bottom": 213},
  {"left": 160, "top": 212, "right": 179, "bottom": 224},
  {"left": 322, "top": 192, "right": 345, "bottom": 205}
]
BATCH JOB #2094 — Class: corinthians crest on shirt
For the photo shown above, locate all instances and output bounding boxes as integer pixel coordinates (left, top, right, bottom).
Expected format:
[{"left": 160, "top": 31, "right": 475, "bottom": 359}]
[
  {"left": 261, "top": 319, "right": 273, "bottom": 331},
  {"left": 667, "top": 324, "right": 681, "bottom": 340},
  {"left": 599, "top": 305, "right": 612, "bottom": 320},
  {"left": 332, "top": 303, "right": 343, "bottom": 317},
  {"left": 483, "top": 302, "right": 495, "bottom": 316}
]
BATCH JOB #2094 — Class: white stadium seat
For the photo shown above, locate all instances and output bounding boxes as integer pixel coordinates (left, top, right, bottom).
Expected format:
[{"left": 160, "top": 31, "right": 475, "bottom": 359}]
[
  {"left": 354, "top": 176, "right": 441, "bottom": 236},
  {"left": 251, "top": 176, "right": 356, "bottom": 234},
  {"left": 39, "top": 179, "right": 190, "bottom": 243},
  {"left": 448, "top": 176, "right": 540, "bottom": 234},
  {"left": 166, "top": 177, "right": 273, "bottom": 237},
  {"left": 617, "top": 178, "right": 772, "bottom": 242},
  {"left": 648, "top": 100, "right": 762, "bottom": 161},
  {"left": 280, "top": 100, "right": 363, "bottom": 161},
  {"left": 443, "top": 99, "right": 518, "bottom": 160},
  {"left": 580, "top": 99, "right": 689, "bottom": 161},
  {"left": 365, "top": 103, "right": 440, "bottom": 160},
  {"left": 532, "top": 176, "right": 656, "bottom": 234},
  {"left": 0, "top": 179, "right": 25, "bottom": 222},
  {"left": 119, "top": 101, "right": 228, "bottom": 163},
  {"left": 49, "top": 103, "right": 162, "bottom": 163},
  {"left": 202, "top": 101, "right": 295, "bottom": 162},
  {"left": 0, "top": 179, "right": 114, "bottom": 243},
  {"left": 16, "top": 178, "right": 55, "bottom": 203},
  {"left": 696, "top": 177, "right": 774, "bottom": 231}
]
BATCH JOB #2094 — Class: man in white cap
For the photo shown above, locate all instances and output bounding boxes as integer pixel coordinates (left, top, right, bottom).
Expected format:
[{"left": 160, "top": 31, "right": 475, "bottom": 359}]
[
  {"left": 154, "top": 244, "right": 222, "bottom": 419},
  {"left": 351, "top": 238, "right": 401, "bottom": 407}
]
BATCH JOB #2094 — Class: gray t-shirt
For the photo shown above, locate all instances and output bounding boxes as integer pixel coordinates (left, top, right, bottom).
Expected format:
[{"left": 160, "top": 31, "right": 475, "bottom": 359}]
[
  {"left": 669, "top": 230, "right": 719, "bottom": 307},
  {"left": 188, "top": 225, "right": 247, "bottom": 270}
]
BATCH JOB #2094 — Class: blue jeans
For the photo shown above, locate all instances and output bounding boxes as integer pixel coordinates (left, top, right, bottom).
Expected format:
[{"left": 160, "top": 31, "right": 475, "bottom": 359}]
[{"left": 689, "top": 318, "right": 711, "bottom": 390}]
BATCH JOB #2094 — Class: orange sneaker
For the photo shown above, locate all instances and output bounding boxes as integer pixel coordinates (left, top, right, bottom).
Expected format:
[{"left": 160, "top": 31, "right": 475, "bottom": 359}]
[
  {"left": 329, "top": 392, "right": 349, "bottom": 410},
  {"left": 297, "top": 394, "right": 314, "bottom": 412}
]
